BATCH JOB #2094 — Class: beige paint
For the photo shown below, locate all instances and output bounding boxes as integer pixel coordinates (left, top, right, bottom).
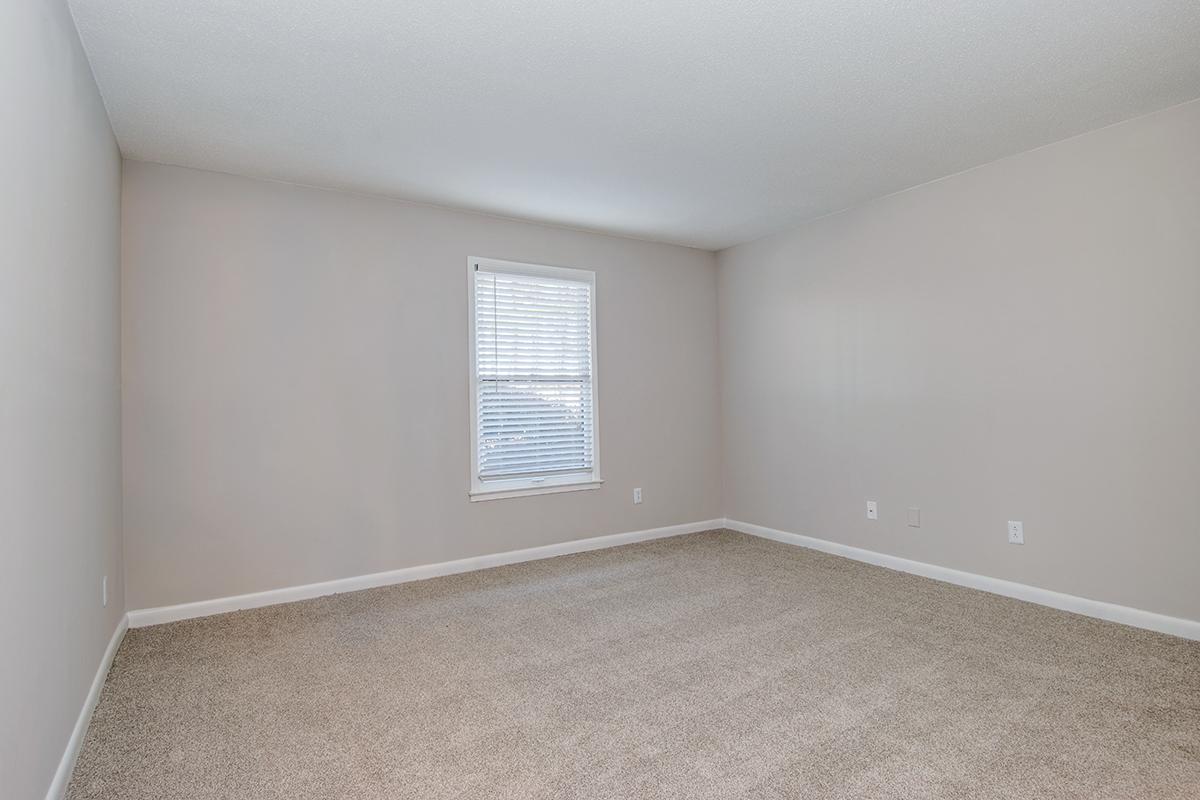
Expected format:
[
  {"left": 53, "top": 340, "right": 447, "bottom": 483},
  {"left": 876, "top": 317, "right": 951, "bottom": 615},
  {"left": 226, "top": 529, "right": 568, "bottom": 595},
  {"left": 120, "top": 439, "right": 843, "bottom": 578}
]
[
  {"left": 121, "top": 161, "right": 721, "bottom": 610},
  {"left": 719, "top": 99, "right": 1200, "bottom": 622},
  {"left": 0, "top": 1, "right": 124, "bottom": 797}
]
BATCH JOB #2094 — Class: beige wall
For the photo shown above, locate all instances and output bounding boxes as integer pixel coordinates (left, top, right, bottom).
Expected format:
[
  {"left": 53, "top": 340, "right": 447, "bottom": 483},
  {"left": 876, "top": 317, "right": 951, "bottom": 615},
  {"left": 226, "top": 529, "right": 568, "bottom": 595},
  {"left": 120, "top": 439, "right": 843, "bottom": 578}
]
[
  {"left": 121, "top": 161, "right": 721, "bottom": 610},
  {"left": 0, "top": 1, "right": 124, "bottom": 797},
  {"left": 719, "top": 99, "right": 1200, "bottom": 622}
]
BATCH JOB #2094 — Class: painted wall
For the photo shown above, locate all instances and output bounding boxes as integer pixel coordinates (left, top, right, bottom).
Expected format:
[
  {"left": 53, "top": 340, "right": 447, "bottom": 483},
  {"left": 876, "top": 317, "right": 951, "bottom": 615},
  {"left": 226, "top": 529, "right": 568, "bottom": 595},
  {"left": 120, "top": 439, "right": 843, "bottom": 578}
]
[
  {"left": 0, "top": 1, "right": 124, "bottom": 797},
  {"left": 719, "top": 100, "right": 1200, "bottom": 622},
  {"left": 121, "top": 161, "right": 721, "bottom": 610}
]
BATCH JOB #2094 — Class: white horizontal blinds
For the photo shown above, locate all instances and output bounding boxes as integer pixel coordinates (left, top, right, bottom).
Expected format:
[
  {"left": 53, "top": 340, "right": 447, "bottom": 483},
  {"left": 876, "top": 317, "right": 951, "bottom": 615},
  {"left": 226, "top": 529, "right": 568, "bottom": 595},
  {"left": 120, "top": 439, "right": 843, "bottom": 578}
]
[{"left": 475, "top": 267, "right": 594, "bottom": 481}]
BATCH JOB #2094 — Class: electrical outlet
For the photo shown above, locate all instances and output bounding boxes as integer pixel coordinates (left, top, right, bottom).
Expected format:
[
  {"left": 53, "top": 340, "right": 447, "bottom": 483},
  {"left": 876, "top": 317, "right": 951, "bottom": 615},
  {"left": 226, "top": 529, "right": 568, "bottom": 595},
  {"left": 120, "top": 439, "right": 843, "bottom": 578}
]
[
  {"left": 1007, "top": 520, "right": 1024, "bottom": 545},
  {"left": 866, "top": 500, "right": 878, "bottom": 520},
  {"left": 102, "top": 575, "right": 108, "bottom": 607},
  {"left": 907, "top": 507, "right": 921, "bottom": 528},
  {"left": 633, "top": 487, "right": 642, "bottom": 504}
]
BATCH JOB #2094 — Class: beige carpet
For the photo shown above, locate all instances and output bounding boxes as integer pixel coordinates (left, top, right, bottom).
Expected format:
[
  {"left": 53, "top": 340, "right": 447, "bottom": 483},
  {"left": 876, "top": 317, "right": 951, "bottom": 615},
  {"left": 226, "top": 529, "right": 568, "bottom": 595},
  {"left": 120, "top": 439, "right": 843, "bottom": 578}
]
[{"left": 68, "top": 530, "right": 1199, "bottom": 799}]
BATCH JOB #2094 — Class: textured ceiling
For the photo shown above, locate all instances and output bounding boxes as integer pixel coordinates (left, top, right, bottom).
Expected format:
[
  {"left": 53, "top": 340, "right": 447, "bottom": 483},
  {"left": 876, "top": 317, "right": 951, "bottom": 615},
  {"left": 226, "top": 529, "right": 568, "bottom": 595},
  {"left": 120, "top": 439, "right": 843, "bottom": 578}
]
[{"left": 69, "top": 0, "right": 1200, "bottom": 250}]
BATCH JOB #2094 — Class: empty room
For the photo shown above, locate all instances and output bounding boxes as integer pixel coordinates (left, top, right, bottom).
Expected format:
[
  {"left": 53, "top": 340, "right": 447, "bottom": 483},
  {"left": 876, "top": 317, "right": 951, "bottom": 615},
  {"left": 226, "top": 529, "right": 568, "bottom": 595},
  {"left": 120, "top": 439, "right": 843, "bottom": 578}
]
[{"left": 5, "top": 0, "right": 1200, "bottom": 798}]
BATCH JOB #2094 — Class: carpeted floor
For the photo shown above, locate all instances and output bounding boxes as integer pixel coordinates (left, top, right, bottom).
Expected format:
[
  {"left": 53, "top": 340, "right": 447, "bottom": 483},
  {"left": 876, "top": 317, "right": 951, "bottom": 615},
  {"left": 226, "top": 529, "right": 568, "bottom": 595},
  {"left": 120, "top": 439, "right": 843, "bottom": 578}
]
[{"left": 68, "top": 530, "right": 1199, "bottom": 799}]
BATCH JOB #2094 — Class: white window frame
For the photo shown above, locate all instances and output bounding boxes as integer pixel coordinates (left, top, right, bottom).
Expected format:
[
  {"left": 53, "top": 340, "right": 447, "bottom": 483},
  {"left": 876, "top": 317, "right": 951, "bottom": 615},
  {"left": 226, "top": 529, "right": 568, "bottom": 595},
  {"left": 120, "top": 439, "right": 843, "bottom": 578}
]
[{"left": 467, "top": 256, "right": 602, "bottom": 501}]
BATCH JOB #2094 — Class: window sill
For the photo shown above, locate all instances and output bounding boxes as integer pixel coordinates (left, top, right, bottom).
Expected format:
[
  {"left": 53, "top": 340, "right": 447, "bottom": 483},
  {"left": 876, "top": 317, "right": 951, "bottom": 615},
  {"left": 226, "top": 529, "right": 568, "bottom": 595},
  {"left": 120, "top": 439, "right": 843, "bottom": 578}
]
[{"left": 469, "top": 479, "right": 604, "bottom": 502}]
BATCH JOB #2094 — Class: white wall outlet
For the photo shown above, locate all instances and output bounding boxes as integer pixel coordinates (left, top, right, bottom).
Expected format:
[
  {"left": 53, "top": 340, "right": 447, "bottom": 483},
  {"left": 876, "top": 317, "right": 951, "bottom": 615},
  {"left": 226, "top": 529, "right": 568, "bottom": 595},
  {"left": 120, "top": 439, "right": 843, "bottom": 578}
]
[
  {"left": 102, "top": 575, "right": 108, "bottom": 607},
  {"left": 1007, "top": 520, "right": 1024, "bottom": 545},
  {"left": 866, "top": 500, "right": 878, "bottom": 520},
  {"left": 907, "top": 507, "right": 921, "bottom": 528},
  {"left": 633, "top": 487, "right": 642, "bottom": 505}
]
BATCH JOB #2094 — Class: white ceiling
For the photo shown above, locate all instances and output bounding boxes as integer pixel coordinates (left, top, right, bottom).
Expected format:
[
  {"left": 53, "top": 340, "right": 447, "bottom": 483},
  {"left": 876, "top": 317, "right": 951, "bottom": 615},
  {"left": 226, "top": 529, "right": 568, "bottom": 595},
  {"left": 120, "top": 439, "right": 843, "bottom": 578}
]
[{"left": 69, "top": 1, "right": 1200, "bottom": 250}]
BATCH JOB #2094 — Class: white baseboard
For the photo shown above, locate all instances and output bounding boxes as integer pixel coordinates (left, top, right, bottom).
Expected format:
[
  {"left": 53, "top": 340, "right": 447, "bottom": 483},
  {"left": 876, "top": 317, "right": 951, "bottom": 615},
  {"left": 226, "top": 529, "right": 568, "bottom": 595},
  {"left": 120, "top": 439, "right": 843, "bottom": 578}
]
[
  {"left": 126, "top": 515, "right": 1200, "bottom": 636},
  {"left": 45, "top": 613, "right": 129, "bottom": 800},
  {"left": 726, "top": 518, "right": 1200, "bottom": 641},
  {"left": 128, "top": 519, "right": 725, "bottom": 628}
]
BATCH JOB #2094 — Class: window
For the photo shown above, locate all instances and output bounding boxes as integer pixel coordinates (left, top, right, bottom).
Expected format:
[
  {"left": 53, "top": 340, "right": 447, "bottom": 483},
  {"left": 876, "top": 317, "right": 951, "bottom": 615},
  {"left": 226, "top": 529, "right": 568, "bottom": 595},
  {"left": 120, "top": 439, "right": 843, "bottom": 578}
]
[{"left": 468, "top": 257, "right": 601, "bottom": 500}]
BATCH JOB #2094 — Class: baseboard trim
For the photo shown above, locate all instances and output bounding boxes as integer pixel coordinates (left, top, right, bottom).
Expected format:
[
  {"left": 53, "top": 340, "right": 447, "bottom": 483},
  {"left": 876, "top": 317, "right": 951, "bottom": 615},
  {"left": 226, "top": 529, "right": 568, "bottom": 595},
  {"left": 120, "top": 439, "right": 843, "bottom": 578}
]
[
  {"left": 725, "top": 518, "right": 1200, "bottom": 642},
  {"left": 128, "top": 519, "right": 725, "bottom": 628},
  {"left": 45, "top": 613, "right": 128, "bottom": 800}
]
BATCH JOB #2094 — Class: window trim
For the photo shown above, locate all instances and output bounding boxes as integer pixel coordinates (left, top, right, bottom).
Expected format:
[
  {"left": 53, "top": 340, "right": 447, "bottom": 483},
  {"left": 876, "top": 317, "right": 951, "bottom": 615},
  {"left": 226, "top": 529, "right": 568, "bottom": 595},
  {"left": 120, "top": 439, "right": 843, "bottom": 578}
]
[{"left": 467, "top": 256, "right": 602, "bottom": 501}]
